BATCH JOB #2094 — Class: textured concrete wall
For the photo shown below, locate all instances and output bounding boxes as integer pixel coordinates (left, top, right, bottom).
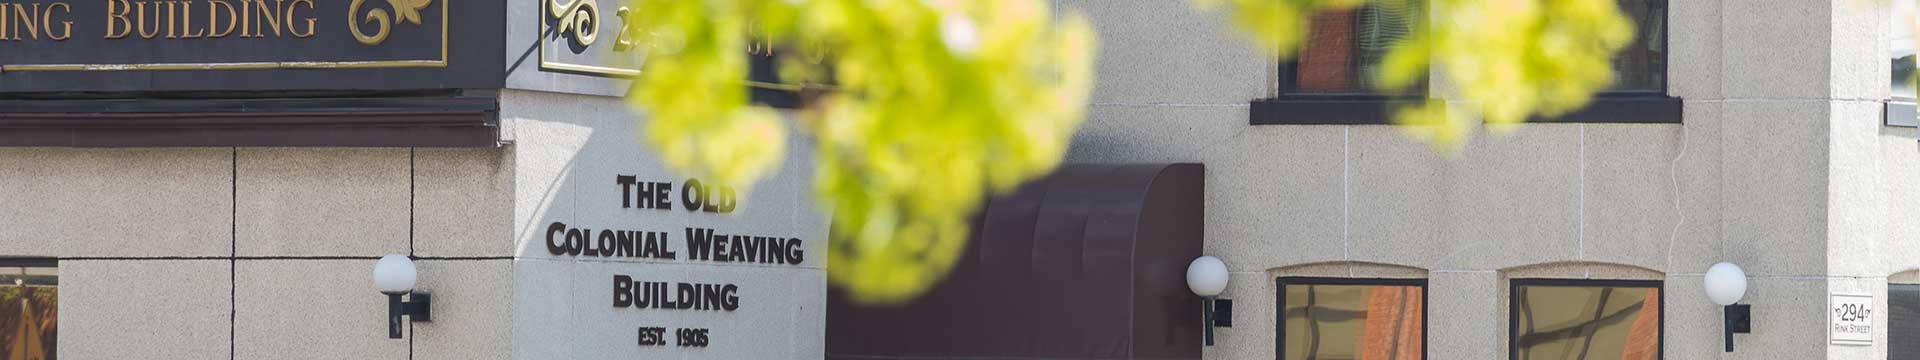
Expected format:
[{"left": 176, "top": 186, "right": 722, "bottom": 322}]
[
  {"left": 1061, "top": 0, "right": 1908, "bottom": 358},
  {"left": 8, "top": 145, "right": 518, "bottom": 359}
]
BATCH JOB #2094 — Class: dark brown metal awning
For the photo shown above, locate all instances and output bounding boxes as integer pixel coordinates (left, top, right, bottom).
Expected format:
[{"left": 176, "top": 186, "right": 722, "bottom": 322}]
[{"left": 828, "top": 163, "right": 1206, "bottom": 360}]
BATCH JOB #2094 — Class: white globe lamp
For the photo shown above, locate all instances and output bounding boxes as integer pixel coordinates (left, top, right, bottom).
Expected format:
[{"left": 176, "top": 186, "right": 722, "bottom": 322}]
[
  {"left": 1704, "top": 262, "right": 1746, "bottom": 306},
  {"left": 1186, "top": 256, "right": 1229, "bottom": 297},
  {"left": 1703, "top": 262, "right": 1750, "bottom": 352},
  {"left": 1185, "top": 256, "right": 1232, "bottom": 346},
  {"left": 373, "top": 254, "right": 418, "bottom": 295},
  {"left": 372, "top": 253, "right": 431, "bottom": 339}
]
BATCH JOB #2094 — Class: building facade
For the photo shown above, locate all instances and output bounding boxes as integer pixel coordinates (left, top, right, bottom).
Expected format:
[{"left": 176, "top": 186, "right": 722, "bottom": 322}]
[
  {"left": 1057, "top": 0, "right": 1920, "bottom": 359},
  {"left": 0, "top": 0, "right": 1916, "bottom": 359}
]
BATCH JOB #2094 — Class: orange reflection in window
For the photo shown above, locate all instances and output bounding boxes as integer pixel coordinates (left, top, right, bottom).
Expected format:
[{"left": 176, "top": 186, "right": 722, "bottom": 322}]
[
  {"left": 1511, "top": 285, "right": 1660, "bottom": 360},
  {"left": 1621, "top": 289, "right": 1660, "bottom": 360},
  {"left": 1360, "top": 286, "right": 1422, "bottom": 360},
  {"left": 1282, "top": 283, "right": 1424, "bottom": 360}
]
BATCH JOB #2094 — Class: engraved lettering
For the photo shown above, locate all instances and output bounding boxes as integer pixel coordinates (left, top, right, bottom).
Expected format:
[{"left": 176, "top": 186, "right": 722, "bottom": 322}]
[
  {"left": 2, "top": 4, "right": 11, "bottom": 40},
  {"left": 207, "top": 0, "right": 234, "bottom": 37},
  {"left": 135, "top": 1, "right": 157, "bottom": 38},
  {"left": 178, "top": 0, "right": 202, "bottom": 38},
  {"left": 285, "top": 0, "right": 312, "bottom": 38},
  {"left": 613, "top": 7, "right": 636, "bottom": 52},
  {"left": 237, "top": 0, "right": 248, "bottom": 37},
  {"left": 164, "top": 0, "right": 175, "bottom": 38},
  {"left": 13, "top": 3, "right": 37, "bottom": 40},
  {"left": 43, "top": 2, "right": 67, "bottom": 40},
  {"left": 252, "top": 0, "right": 280, "bottom": 37}
]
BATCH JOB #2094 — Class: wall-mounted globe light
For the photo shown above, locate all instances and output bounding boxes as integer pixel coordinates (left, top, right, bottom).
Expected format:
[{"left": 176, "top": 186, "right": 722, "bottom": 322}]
[
  {"left": 1703, "top": 262, "right": 1749, "bottom": 352},
  {"left": 1186, "top": 256, "right": 1232, "bottom": 346},
  {"left": 373, "top": 253, "right": 432, "bottom": 339}
]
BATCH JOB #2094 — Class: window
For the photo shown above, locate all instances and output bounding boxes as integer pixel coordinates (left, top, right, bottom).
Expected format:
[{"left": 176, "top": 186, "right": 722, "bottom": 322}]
[
  {"left": 1284, "top": 0, "right": 1423, "bottom": 95},
  {"left": 1277, "top": 278, "right": 1426, "bottom": 360},
  {"left": 1608, "top": 0, "right": 1667, "bottom": 93},
  {"left": 1284, "top": 0, "right": 1663, "bottom": 95},
  {"left": 749, "top": 50, "right": 803, "bottom": 109},
  {"left": 1896, "top": 0, "right": 1916, "bottom": 101},
  {"left": 1892, "top": 283, "right": 1920, "bottom": 360},
  {"left": 1888, "top": 1, "right": 1917, "bottom": 126},
  {"left": 1509, "top": 279, "right": 1661, "bottom": 360},
  {"left": 1255, "top": 0, "right": 1679, "bottom": 124},
  {"left": 0, "top": 260, "right": 55, "bottom": 360}
]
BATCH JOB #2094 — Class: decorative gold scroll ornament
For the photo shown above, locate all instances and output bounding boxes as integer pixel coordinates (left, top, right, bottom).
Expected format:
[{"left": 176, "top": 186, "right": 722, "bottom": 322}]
[
  {"left": 550, "top": 0, "right": 598, "bottom": 46},
  {"left": 351, "top": 0, "right": 435, "bottom": 45}
]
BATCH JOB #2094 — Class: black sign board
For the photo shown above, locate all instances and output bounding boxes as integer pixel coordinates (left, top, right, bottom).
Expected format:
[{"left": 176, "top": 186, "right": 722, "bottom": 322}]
[{"left": 0, "top": 0, "right": 504, "bottom": 92}]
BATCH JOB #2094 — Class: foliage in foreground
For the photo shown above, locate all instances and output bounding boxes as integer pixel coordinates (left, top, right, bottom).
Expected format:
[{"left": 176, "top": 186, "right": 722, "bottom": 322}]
[
  {"left": 1193, "top": 0, "right": 1634, "bottom": 150},
  {"left": 626, "top": 0, "right": 1094, "bottom": 304},
  {"left": 628, "top": 0, "right": 1653, "bottom": 304}
]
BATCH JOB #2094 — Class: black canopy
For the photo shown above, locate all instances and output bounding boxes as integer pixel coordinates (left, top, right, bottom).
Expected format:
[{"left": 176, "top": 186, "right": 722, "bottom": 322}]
[{"left": 828, "top": 163, "right": 1207, "bottom": 359}]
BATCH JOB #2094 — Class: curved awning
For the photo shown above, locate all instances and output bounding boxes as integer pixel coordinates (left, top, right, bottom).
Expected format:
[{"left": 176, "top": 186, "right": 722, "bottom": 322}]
[{"left": 828, "top": 163, "right": 1206, "bottom": 360}]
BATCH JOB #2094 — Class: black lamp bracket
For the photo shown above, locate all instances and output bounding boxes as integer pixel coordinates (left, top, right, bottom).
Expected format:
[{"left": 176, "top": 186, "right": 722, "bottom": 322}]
[
  {"left": 386, "top": 292, "right": 432, "bottom": 339},
  {"left": 1202, "top": 297, "right": 1233, "bottom": 346},
  {"left": 1724, "top": 303, "right": 1750, "bottom": 352}
]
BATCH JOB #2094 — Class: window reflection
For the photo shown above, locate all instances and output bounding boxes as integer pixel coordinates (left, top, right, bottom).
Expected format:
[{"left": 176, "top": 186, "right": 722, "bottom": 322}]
[
  {"left": 1894, "top": 0, "right": 1916, "bottom": 100},
  {"left": 1611, "top": 0, "right": 1667, "bottom": 92},
  {"left": 1891, "top": 284, "right": 1920, "bottom": 360},
  {"left": 1510, "top": 283, "right": 1660, "bottom": 360},
  {"left": 1285, "top": 0, "right": 1667, "bottom": 95},
  {"left": 0, "top": 265, "right": 56, "bottom": 360},
  {"left": 1291, "top": 0, "right": 1422, "bottom": 94},
  {"left": 1280, "top": 281, "right": 1425, "bottom": 360}
]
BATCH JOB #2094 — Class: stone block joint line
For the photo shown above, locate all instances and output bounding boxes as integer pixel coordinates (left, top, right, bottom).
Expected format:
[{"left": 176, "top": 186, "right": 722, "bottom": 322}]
[{"left": 229, "top": 146, "right": 238, "bottom": 360}]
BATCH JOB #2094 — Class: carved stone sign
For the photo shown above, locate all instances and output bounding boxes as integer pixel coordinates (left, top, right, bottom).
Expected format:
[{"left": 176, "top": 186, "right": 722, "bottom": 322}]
[
  {"left": 538, "top": 0, "right": 643, "bottom": 77},
  {"left": 509, "top": 109, "right": 827, "bottom": 359},
  {"left": 1830, "top": 293, "right": 1874, "bottom": 346}
]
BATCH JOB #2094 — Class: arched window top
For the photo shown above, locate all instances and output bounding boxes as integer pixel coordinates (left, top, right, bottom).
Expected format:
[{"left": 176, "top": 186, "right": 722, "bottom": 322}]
[
  {"left": 1501, "top": 261, "right": 1664, "bottom": 281},
  {"left": 1269, "top": 261, "right": 1427, "bottom": 279}
]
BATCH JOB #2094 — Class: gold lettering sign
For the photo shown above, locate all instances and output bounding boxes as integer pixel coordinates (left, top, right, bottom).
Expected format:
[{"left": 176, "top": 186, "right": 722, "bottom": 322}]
[
  {"left": 0, "top": 0, "right": 447, "bottom": 71},
  {"left": 538, "top": 0, "right": 634, "bottom": 76},
  {"left": 91, "top": 0, "right": 317, "bottom": 40},
  {"left": 0, "top": 2, "right": 79, "bottom": 41},
  {"left": 538, "top": 8, "right": 785, "bottom": 78}
]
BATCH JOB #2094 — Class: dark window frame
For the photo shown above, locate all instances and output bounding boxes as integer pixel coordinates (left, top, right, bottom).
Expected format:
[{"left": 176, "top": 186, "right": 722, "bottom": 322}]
[
  {"left": 1275, "top": 277, "right": 1430, "bottom": 360},
  {"left": 1252, "top": 0, "right": 1681, "bottom": 125},
  {"left": 749, "top": 51, "right": 803, "bottom": 109},
  {"left": 0, "top": 258, "right": 58, "bottom": 286},
  {"left": 1890, "top": 283, "right": 1920, "bottom": 359},
  {"left": 1506, "top": 278, "right": 1665, "bottom": 360},
  {"left": 0, "top": 258, "right": 57, "bottom": 268}
]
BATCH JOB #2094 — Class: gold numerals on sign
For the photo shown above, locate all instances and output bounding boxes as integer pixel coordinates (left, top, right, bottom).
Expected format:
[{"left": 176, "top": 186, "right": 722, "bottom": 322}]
[
  {"left": 548, "top": 2, "right": 638, "bottom": 53},
  {"left": 611, "top": 6, "right": 634, "bottom": 52}
]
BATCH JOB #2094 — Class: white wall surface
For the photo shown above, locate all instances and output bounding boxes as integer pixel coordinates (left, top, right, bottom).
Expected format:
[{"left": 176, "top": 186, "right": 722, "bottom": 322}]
[{"left": 1059, "top": 0, "right": 1917, "bottom": 359}]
